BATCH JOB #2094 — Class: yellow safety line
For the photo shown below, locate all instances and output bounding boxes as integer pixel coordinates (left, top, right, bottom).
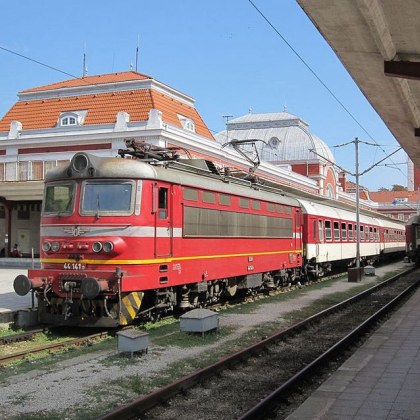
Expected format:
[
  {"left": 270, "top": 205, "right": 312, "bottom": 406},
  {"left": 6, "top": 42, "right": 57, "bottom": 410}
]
[{"left": 40, "top": 249, "right": 303, "bottom": 266}]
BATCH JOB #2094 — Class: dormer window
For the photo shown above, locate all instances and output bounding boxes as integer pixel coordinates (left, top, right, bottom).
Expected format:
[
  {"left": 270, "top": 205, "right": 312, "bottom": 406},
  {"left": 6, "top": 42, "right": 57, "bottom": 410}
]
[
  {"left": 61, "top": 116, "right": 77, "bottom": 126},
  {"left": 59, "top": 110, "right": 87, "bottom": 127},
  {"left": 178, "top": 115, "right": 196, "bottom": 132}
]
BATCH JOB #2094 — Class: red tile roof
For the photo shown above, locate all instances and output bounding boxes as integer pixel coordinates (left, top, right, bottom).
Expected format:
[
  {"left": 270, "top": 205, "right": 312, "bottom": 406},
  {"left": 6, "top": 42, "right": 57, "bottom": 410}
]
[
  {"left": 0, "top": 72, "right": 213, "bottom": 139},
  {"left": 20, "top": 71, "right": 152, "bottom": 93},
  {"left": 370, "top": 190, "right": 419, "bottom": 203}
]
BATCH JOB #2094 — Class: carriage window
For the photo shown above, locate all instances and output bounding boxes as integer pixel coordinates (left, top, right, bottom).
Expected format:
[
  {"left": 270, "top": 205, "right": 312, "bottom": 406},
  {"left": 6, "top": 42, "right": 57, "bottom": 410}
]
[
  {"left": 369, "top": 227, "right": 374, "bottom": 240},
  {"left": 313, "top": 220, "right": 317, "bottom": 241},
  {"left": 325, "top": 220, "right": 332, "bottom": 241},
  {"left": 43, "top": 182, "right": 75, "bottom": 214},
  {"left": 360, "top": 225, "right": 365, "bottom": 240},
  {"left": 318, "top": 220, "right": 324, "bottom": 241},
  {"left": 333, "top": 221, "right": 340, "bottom": 241},
  {"left": 374, "top": 227, "right": 378, "bottom": 240},
  {"left": 341, "top": 222, "right": 347, "bottom": 241},
  {"left": 348, "top": 224, "right": 353, "bottom": 240}
]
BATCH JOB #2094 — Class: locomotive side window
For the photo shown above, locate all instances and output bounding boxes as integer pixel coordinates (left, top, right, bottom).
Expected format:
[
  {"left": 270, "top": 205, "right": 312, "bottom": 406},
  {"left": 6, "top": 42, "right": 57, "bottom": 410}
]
[
  {"left": 43, "top": 182, "right": 75, "bottom": 215},
  {"left": 239, "top": 198, "right": 249, "bottom": 208},
  {"left": 183, "top": 206, "right": 293, "bottom": 238},
  {"left": 81, "top": 181, "right": 134, "bottom": 215},
  {"left": 183, "top": 187, "right": 198, "bottom": 201},
  {"left": 313, "top": 220, "right": 317, "bottom": 241},
  {"left": 219, "top": 194, "right": 231, "bottom": 206},
  {"left": 158, "top": 187, "right": 168, "bottom": 219},
  {"left": 267, "top": 203, "right": 275, "bottom": 212},
  {"left": 325, "top": 220, "right": 332, "bottom": 241},
  {"left": 203, "top": 191, "right": 216, "bottom": 204},
  {"left": 252, "top": 200, "right": 261, "bottom": 210}
]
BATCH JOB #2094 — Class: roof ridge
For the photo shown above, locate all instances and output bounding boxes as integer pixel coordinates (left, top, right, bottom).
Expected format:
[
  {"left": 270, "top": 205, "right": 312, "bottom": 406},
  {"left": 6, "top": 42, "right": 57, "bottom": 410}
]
[{"left": 20, "top": 71, "right": 153, "bottom": 94}]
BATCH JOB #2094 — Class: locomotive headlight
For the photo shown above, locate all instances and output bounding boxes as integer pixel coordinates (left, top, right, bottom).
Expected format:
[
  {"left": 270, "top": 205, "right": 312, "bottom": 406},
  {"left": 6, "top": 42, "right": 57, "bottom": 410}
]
[
  {"left": 42, "top": 241, "right": 52, "bottom": 252},
  {"left": 72, "top": 153, "right": 89, "bottom": 172},
  {"left": 51, "top": 242, "right": 60, "bottom": 252},
  {"left": 92, "top": 241, "right": 103, "bottom": 253},
  {"left": 103, "top": 241, "right": 114, "bottom": 253}
]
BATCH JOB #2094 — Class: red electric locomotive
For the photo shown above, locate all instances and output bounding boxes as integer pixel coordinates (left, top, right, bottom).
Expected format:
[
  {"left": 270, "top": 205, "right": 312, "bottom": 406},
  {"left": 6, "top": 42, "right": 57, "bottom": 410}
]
[{"left": 14, "top": 143, "right": 303, "bottom": 327}]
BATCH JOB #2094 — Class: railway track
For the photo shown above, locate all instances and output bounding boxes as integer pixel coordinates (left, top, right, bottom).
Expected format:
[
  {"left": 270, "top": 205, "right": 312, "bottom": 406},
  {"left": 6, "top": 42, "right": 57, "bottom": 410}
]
[
  {"left": 0, "top": 331, "right": 109, "bottom": 366},
  {"left": 99, "top": 267, "right": 418, "bottom": 420},
  {"left": 0, "top": 328, "right": 46, "bottom": 345}
]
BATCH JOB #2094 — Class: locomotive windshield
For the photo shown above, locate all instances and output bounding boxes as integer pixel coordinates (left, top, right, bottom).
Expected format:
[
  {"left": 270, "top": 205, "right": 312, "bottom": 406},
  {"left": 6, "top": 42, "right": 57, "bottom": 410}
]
[
  {"left": 81, "top": 180, "right": 134, "bottom": 215},
  {"left": 43, "top": 182, "right": 75, "bottom": 215}
]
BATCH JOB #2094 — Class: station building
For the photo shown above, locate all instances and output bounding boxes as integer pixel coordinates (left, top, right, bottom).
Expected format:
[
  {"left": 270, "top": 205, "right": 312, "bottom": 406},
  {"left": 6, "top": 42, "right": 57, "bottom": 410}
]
[{"left": 0, "top": 71, "right": 396, "bottom": 256}]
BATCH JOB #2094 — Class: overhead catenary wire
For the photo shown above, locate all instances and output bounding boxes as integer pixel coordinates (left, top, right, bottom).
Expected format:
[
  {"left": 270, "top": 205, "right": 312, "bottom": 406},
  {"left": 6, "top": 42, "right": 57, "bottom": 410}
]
[{"left": 247, "top": 0, "right": 404, "bottom": 179}]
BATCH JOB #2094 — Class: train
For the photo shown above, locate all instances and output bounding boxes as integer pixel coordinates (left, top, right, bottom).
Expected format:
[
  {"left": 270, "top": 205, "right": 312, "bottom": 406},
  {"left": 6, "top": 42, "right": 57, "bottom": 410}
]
[
  {"left": 405, "top": 214, "right": 420, "bottom": 264},
  {"left": 13, "top": 141, "right": 406, "bottom": 327}
]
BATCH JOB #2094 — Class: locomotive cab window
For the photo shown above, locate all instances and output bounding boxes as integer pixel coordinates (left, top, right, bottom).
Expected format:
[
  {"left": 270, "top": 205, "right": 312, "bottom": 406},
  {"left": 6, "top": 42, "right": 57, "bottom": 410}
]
[
  {"left": 43, "top": 181, "right": 75, "bottom": 215},
  {"left": 81, "top": 180, "right": 134, "bottom": 216},
  {"left": 158, "top": 187, "right": 168, "bottom": 219}
]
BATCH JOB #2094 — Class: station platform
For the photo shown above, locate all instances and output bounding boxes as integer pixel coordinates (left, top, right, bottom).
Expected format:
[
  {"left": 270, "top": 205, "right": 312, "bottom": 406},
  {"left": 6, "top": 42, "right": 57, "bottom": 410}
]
[
  {"left": 287, "top": 285, "right": 420, "bottom": 419},
  {"left": 0, "top": 267, "right": 35, "bottom": 324}
]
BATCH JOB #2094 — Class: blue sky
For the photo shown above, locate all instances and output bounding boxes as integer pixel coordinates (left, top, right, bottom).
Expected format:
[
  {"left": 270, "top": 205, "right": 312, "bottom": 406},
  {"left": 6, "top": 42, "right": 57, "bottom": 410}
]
[{"left": 0, "top": 0, "right": 407, "bottom": 191}]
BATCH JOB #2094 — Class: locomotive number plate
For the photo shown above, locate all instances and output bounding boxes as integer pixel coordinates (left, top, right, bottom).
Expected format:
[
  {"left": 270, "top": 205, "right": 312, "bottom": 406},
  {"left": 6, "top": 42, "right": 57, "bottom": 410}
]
[{"left": 63, "top": 262, "right": 86, "bottom": 270}]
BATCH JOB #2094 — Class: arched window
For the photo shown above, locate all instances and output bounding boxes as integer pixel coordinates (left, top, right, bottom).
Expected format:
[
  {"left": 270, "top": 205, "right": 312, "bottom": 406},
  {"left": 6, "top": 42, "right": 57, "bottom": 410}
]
[{"left": 326, "top": 184, "right": 335, "bottom": 199}]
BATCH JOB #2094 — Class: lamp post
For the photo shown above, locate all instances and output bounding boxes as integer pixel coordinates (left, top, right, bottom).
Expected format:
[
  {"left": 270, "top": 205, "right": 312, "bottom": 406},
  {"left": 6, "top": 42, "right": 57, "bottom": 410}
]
[{"left": 355, "top": 137, "right": 361, "bottom": 269}]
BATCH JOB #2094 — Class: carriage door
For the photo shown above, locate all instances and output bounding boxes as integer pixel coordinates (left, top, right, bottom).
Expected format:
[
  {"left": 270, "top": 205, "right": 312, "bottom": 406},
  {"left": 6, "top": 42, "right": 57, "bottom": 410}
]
[{"left": 154, "top": 183, "right": 173, "bottom": 258}]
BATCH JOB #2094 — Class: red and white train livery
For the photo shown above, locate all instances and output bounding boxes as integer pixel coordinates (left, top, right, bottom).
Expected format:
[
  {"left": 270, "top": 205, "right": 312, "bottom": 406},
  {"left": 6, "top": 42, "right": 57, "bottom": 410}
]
[{"left": 13, "top": 147, "right": 405, "bottom": 327}]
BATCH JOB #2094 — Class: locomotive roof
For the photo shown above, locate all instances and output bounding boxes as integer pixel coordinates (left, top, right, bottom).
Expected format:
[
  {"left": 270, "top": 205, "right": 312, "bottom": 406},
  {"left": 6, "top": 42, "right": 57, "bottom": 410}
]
[{"left": 46, "top": 153, "right": 301, "bottom": 207}]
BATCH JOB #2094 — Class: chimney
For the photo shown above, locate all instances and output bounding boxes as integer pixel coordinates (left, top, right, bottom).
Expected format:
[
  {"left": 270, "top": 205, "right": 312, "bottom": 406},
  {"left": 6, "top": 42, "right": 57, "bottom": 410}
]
[{"left": 339, "top": 171, "right": 346, "bottom": 192}]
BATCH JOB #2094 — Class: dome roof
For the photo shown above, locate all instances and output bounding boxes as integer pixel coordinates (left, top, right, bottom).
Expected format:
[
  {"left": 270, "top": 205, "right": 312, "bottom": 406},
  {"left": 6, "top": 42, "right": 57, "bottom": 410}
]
[{"left": 215, "top": 111, "right": 334, "bottom": 164}]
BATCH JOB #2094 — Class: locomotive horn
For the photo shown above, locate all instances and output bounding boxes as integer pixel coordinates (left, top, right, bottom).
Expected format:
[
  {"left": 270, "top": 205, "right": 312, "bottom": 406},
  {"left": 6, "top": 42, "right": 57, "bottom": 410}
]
[{"left": 13, "top": 275, "right": 44, "bottom": 296}]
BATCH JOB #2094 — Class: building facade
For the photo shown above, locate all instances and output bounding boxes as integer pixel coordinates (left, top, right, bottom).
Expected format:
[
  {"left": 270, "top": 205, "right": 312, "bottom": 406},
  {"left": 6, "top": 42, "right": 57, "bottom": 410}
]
[{"left": 1, "top": 71, "right": 404, "bottom": 256}]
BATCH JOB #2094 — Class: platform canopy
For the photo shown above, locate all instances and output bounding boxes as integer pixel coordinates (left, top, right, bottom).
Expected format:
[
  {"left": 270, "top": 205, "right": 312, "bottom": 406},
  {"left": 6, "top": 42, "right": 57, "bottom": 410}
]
[
  {"left": 0, "top": 181, "right": 44, "bottom": 202},
  {"left": 297, "top": 0, "right": 420, "bottom": 169}
]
